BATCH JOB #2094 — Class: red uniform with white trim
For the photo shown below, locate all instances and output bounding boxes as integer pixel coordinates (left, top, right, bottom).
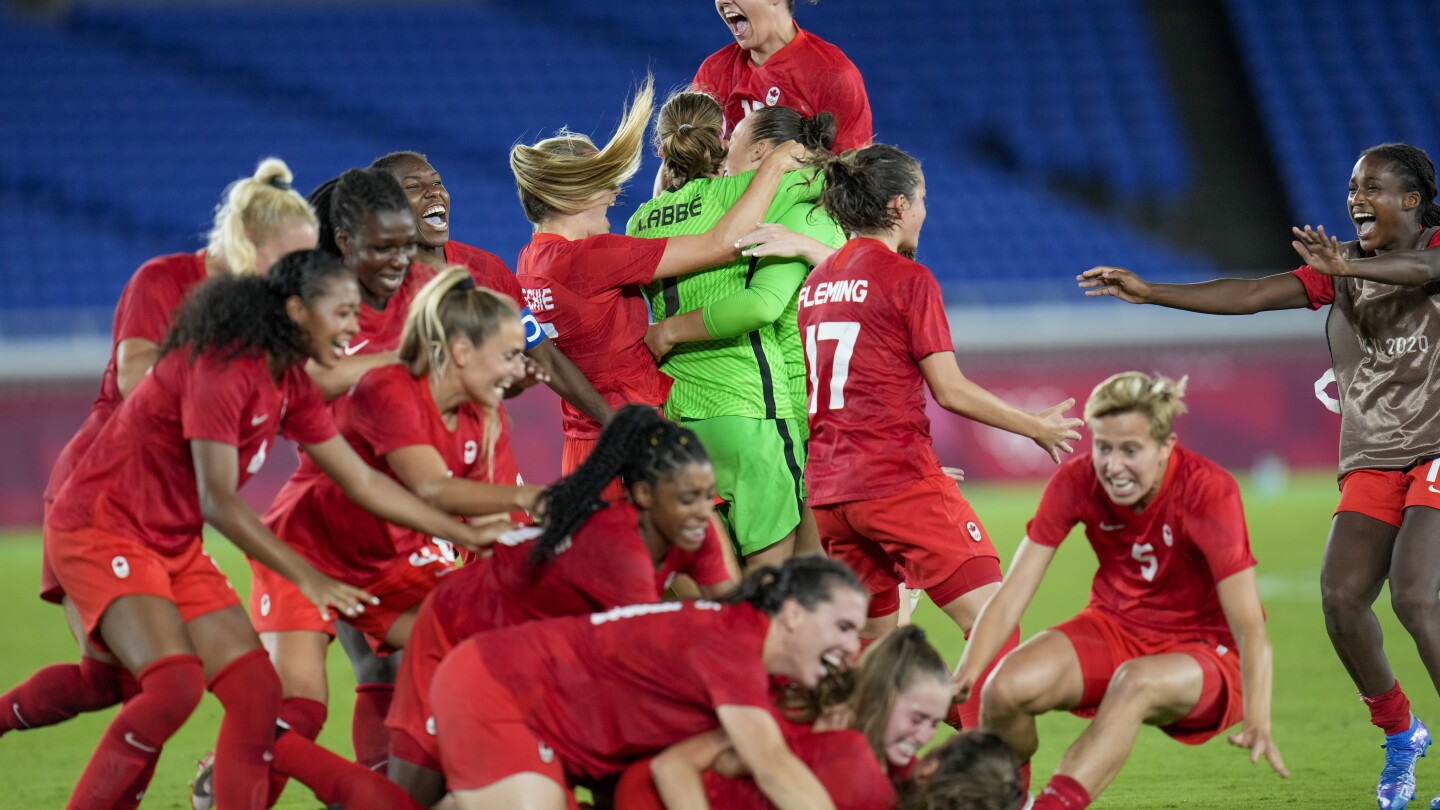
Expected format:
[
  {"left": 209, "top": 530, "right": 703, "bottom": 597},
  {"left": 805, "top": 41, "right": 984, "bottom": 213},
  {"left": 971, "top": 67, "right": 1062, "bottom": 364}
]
[
  {"left": 40, "top": 252, "right": 209, "bottom": 603},
  {"left": 430, "top": 601, "right": 771, "bottom": 791},
  {"left": 798, "top": 238, "right": 1000, "bottom": 604},
  {"left": 694, "top": 25, "right": 872, "bottom": 152},
  {"left": 387, "top": 501, "right": 730, "bottom": 769},
  {"left": 1026, "top": 445, "right": 1257, "bottom": 742},
  {"left": 46, "top": 350, "right": 336, "bottom": 645}
]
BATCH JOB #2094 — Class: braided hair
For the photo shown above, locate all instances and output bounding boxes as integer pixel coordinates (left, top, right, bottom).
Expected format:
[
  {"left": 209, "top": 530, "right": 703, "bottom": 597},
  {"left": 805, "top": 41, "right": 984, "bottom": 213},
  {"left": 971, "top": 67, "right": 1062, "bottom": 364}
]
[
  {"left": 307, "top": 177, "right": 341, "bottom": 257},
  {"left": 529, "top": 404, "right": 710, "bottom": 566},
  {"left": 1361, "top": 143, "right": 1440, "bottom": 227},
  {"left": 728, "top": 555, "right": 865, "bottom": 616},
  {"left": 160, "top": 249, "right": 352, "bottom": 369},
  {"left": 309, "top": 169, "right": 412, "bottom": 259}
]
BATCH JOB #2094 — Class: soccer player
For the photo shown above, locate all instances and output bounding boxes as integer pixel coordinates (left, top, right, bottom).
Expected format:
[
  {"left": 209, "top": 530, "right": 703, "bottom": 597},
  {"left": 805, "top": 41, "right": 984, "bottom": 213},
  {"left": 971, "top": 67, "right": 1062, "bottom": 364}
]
[
  {"left": 43, "top": 250, "right": 492, "bottom": 810},
  {"left": 385, "top": 404, "right": 736, "bottom": 806},
  {"left": 510, "top": 75, "right": 806, "bottom": 485},
  {"left": 696, "top": 0, "right": 872, "bottom": 152},
  {"left": 247, "top": 266, "right": 537, "bottom": 805},
  {"left": 953, "top": 372, "right": 1286, "bottom": 810},
  {"left": 1078, "top": 143, "right": 1440, "bottom": 809},
  {"left": 631, "top": 94, "right": 840, "bottom": 570},
  {"left": 0, "top": 158, "right": 317, "bottom": 764},
  {"left": 428, "top": 556, "right": 866, "bottom": 810},
  {"left": 799, "top": 144, "right": 1080, "bottom": 729},
  {"left": 370, "top": 150, "right": 611, "bottom": 426}
]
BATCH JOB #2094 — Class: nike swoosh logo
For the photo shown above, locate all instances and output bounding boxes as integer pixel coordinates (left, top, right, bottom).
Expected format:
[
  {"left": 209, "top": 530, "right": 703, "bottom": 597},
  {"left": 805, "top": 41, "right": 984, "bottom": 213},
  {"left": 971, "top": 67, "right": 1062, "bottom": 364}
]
[
  {"left": 343, "top": 340, "right": 370, "bottom": 357},
  {"left": 1099, "top": 522, "right": 1125, "bottom": 531},
  {"left": 250, "top": 414, "right": 270, "bottom": 426},
  {"left": 124, "top": 732, "right": 158, "bottom": 753}
]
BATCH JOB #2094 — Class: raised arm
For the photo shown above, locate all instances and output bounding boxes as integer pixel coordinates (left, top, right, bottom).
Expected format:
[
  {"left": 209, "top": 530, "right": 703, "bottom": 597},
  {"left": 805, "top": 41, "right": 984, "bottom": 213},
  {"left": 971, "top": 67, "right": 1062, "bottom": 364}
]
[
  {"left": 1077, "top": 266, "right": 1311, "bottom": 314},
  {"left": 919, "top": 352, "right": 1081, "bottom": 463},
  {"left": 302, "top": 434, "right": 504, "bottom": 554},
  {"left": 717, "top": 705, "right": 835, "bottom": 810},
  {"left": 528, "top": 338, "right": 614, "bottom": 424},
  {"left": 1216, "top": 567, "right": 1288, "bottom": 777},
  {"left": 191, "top": 439, "right": 375, "bottom": 620},
  {"left": 953, "top": 538, "right": 1056, "bottom": 701},
  {"left": 383, "top": 443, "right": 541, "bottom": 517},
  {"left": 1293, "top": 224, "right": 1440, "bottom": 286},
  {"left": 116, "top": 338, "right": 161, "bottom": 398}
]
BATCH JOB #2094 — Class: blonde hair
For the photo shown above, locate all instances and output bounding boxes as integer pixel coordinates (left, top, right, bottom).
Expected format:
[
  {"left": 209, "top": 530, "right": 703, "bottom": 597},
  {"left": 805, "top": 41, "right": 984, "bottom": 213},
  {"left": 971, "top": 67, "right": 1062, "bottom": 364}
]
[
  {"left": 510, "top": 75, "right": 655, "bottom": 224},
  {"left": 399, "top": 265, "right": 521, "bottom": 478},
  {"left": 1084, "top": 371, "right": 1189, "bottom": 442},
  {"left": 655, "top": 90, "right": 725, "bottom": 189},
  {"left": 206, "top": 157, "right": 317, "bottom": 276}
]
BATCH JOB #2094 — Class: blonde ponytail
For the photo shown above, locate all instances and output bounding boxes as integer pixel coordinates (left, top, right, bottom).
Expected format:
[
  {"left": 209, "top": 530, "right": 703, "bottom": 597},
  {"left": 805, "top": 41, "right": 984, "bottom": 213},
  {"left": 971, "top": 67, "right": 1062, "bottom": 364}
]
[{"left": 207, "top": 157, "right": 317, "bottom": 276}]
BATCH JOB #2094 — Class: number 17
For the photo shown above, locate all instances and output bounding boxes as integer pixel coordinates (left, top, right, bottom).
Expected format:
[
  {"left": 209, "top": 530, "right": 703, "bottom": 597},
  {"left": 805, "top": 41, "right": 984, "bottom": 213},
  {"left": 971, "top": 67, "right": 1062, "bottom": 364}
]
[{"left": 806, "top": 321, "right": 861, "bottom": 413}]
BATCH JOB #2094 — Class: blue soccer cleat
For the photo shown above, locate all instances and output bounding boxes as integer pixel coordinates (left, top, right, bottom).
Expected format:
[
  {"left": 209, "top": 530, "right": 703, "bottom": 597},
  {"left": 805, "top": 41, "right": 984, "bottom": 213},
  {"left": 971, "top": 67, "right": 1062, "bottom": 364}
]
[{"left": 1378, "top": 716, "right": 1430, "bottom": 810}]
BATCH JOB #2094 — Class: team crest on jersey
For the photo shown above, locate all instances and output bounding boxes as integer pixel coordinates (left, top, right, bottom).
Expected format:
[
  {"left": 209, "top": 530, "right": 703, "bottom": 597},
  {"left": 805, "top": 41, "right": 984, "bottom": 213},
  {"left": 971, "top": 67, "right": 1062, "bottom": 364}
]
[
  {"left": 766, "top": 86, "right": 781, "bottom": 106},
  {"left": 1162, "top": 524, "right": 1174, "bottom": 547},
  {"left": 464, "top": 440, "right": 478, "bottom": 465},
  {"left": 425, "top": 716, "right": 437, "bottom": 736},
  {"left": 966, "top": 522, "right": 983, "bottom": 542},
  {"left": 260, "top": 594, "right": 272, "bottom": 617},
  {"left": 111, "top": 556, "right": 130, "bottom": 579},
  {"left": 538, "top": 741, "right": 555, "bottom": 764}
]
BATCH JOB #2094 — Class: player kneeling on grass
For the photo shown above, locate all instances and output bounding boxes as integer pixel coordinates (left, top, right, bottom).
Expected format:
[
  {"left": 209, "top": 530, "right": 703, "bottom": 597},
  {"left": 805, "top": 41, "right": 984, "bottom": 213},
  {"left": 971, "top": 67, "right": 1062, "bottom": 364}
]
[{"left": 953, "top": 371, "right": 1287, "bottom": 809}]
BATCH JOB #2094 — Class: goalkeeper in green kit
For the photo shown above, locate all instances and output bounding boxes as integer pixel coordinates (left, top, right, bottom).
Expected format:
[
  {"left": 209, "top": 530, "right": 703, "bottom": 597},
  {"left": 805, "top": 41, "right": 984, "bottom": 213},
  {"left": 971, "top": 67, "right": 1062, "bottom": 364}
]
[{"left": 630, "top": 94, "right": 844, "bottom": 569}]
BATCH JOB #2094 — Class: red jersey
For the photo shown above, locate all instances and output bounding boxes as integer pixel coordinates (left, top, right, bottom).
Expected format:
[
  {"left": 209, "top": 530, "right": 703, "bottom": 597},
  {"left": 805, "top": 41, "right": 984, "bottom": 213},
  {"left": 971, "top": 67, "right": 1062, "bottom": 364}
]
[
  {"left": 703, "top": 729, "right": 895, "bottom": 810},
  {"left": 44, "top": 252, "right": 209, "bottom": 504},
  {"left": 693, "top": 25, "right": 872, "bottom": 153},
  {"left": 445, "top": 240, "right": 521, "bottom": 302},
  {"left": 348, "top": 262, "right": 439, "bottom": 357},
  {"left": 516, "top": 232, "right": 671, "bottom": 439},
  {"left": 265, "top": 364, "right": 492, "bottom": 582},
  {"left": 797, "top": 239, "right": 953, "bottom": 505},
  {"left": 49, "top": 350, "right": 336, "bottom": 555},
  {"left": 1025, "top": 445, "right": 1257, "bottom": 646},
  {"left": 471, "top": 601, "right": 772, "bottom": 778}
]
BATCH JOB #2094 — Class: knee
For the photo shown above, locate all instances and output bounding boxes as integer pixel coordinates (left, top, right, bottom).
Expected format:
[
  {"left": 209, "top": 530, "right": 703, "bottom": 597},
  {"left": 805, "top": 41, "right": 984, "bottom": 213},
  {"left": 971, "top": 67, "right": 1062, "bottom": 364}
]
[
  {"left": 1103, "top": 660, "right": 1165, "bottom": 709},
  {"left": 1320, "top": 575, "right": 1376, "bottom": 622},
  {"left": 980, "top": 659, "right": 1032, "bottom": 718},
  {"left": 1391, "top": 581, "right": 1440, "bottom": 629}
]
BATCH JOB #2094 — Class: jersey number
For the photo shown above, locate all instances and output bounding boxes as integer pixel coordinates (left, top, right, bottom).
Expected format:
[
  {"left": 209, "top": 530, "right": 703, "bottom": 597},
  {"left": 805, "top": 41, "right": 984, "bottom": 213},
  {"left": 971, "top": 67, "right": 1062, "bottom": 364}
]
[
  {"left": 1131, "top": 542, "right": 1158, "bottom": 582},
  {"left": 805, "top": 322, "right": 861, "bottom": 413}
]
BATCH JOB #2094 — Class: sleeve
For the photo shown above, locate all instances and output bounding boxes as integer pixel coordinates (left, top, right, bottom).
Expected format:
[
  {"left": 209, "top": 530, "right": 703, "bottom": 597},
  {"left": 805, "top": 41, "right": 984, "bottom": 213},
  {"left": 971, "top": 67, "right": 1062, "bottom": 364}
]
[
  {"left": 679, "top": 524, "right": 732, "bottom": 587},
  {"left": 113, "top": 259, "right": 187, "bottom": 344},
  {"left": 572, "top": 544, "right": 659, "bottom": 609},
  {"left": 700, "top": 258, "right": 808, "bottom": 338},
  {"left": 903, "top": 270, "right": 955, "bottom": 362},
  {"left": 764, "top": 169, "right": 825, "bottom": 214},
  {"left": 181, "top": 355, "right": 253, "bottom": 445},
  {"left": 518, "top": 306, "right": 546, "bottom": 350},
  {"left": 820, "top": 64, "right": 874, "bottom": 153},
  {"left": 794, "top": 732, "right": 898, "bottom": 810},
  {"left": 1290, "top": 265, "right": 1335, "bottom": 310},
  {"left": 1185, "top": 471, "right": 1258, "bottom": 584},
  {"left": 690, "top": 614, "right": 774, "bottom": 709},
  {"left": 346, "top": 373, "right": 430, "bottom": 457},
  {"left": 569, "top": 234, "right": 668, "bottom": 295},
  {"left": 1024, "top": 461, "right": 1085, "bottom": 547},
  {"left": 280, "top": 369, "right": 340, "bottom": 446}
]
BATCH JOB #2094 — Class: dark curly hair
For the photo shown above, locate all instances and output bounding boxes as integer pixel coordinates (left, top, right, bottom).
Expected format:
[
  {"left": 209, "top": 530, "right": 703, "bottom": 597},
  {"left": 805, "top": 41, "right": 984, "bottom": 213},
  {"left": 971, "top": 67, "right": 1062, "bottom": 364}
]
[
  {"left": 160, "top": 249, "right": 353, "bottom": 370},
  {"left": 529, "top": 404, "right": 710, "bottom": 567},
  {"left": 895, "top": 730, "right": 1025, "bottom": 810},
  {"left": 1360, "top": 143, "right": 1440, "bottom": 227},
  {"left": 308, "top": 168, "right": 411, "bottom": 260},
  {"left": 728, "top": 555, "right": 865, "bottom": 616},
  {"left": 819, "top": 144, "right": 922, "bottom": 237}
]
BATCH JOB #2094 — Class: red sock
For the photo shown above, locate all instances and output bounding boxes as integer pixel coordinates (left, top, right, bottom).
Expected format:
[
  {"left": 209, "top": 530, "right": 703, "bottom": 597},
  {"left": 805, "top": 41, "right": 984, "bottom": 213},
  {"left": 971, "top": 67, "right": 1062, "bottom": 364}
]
[
  {"left": 114, "top": 758, "right": 157, "bottom": 810},
  {"left": 1018, "top": 760, "right": 1032, "bottom": 794},
  {"left": 207, "top": 649, "right": 282, "bottom": 810},
  {"left": 273, "top": 732, "right": 424, "bottom": 810},
  {"left": 266, "top": 697, "right": 328, "bottom": 806},
  {"left": 947, "top": 627, "right": 1021, "bottom": 730},
  {"left": 1034, "top": 774, "right": 1091, "bottom": 810},
  {"left": 66, "top": 654, "right": 205, "bottom": 810},
  {"left": 352, "top": 683, "right": 394, "bottom": 771},
  {"left": 1362, "top": 680, "right": 1412, "bottom": 735},
  {"left": 0, "top": 657, "right": 126, "bottom": 734}
]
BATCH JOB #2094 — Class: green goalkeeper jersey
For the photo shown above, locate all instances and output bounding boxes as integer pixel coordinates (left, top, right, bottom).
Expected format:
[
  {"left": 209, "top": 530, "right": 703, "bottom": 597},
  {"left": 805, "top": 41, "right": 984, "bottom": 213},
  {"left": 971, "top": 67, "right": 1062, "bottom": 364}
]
[{"left": 626, "top": 168, "right": 825, "bottom": 420}]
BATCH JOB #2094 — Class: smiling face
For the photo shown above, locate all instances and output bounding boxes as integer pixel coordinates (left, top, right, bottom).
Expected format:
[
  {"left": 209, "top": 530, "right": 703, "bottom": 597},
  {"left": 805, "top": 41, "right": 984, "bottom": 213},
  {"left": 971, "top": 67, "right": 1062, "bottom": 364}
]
[
  {"left": 632, "top": 461, "right": 717, "bottom": 554},
  {"left": 291, "top": 274, "right": 361, "bottom": 369},
  {"left": 882, "top": 675, "right": 950, "bottom": 768},
  {"left": 1090, "top": 410, "right": 1176, "bottom": 509},
  {"left": 388, "top": 155, "right": 451, "bottom": 251},
  {"left": 773, "top": 587, "right": 867, "bottom": 687},
  {"left": 453, "top": 317, "right": 526, "bottom": 409},
  {"left": 1349, "top": 154, "right": 1422, "bottom": 253},
  {"left": 722, "top": 115, "right": 768, "bottom": 176},
  {"left": 336, "top": 209, "right": 418, "bottom": 308},
  {"left": 715, "top": 0, "right": 790, "bottom": 55}
]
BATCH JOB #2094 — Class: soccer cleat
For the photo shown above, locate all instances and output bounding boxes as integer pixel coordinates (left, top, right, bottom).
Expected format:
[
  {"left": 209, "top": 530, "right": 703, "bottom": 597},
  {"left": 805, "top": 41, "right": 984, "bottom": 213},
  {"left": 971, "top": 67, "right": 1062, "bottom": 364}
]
[
  {"left": 1378, "top": 716, "right": 1430, "bottom": 810},
  {"left": 189, "top": 751, "right": 215, "bottom": 810}
]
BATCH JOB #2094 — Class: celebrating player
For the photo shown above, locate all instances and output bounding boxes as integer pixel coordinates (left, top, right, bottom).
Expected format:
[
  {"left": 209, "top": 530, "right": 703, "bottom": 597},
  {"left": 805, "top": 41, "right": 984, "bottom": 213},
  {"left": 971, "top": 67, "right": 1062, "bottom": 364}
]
[
  {"left": 386, "top": 404, "right": 736, "bottom": 806},
  {"left": 954, "top": 372, "right": 1286, "bottom": 810},
  {"left": 630, "top": 93, "right": 840, "bottom": 569},
  {"left": 429, "top": 556, "right": 866, "bottom": 810},
  {"left": 511, "top": 75, "right": 806, "bottom": 486},
  {"left": 799, "top": 143, "right": 1080, "bottom": 727},
  {"left": 1079, "top": 143, "right": 1440, "bottom": 809},
  {"left": 43, "top": 250, "right": 491, "bottom": 810},
  {"left": 0, "top": 158, "right": 317, "bottom": 760},
  {"left": 696, "top": 0, "right": 872, "bottom": 152}
]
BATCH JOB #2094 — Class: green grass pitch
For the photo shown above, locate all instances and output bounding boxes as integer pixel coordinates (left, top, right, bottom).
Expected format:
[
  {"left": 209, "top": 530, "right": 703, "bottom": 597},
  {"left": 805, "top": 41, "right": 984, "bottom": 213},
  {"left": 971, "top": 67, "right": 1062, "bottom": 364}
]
[{"left": 0, "top": 471, "right": 1426, "bottom": 808}]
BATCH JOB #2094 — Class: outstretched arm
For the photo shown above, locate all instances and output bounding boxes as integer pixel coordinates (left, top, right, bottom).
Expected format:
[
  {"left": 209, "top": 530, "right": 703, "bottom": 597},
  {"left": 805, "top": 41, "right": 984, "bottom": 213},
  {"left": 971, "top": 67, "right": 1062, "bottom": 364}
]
[
  {"left": 919, "top": 352, "right": 1081, "bottom": 463},
  {"left": 305, "top": 352, "right": 400, "bottom": 399},
  {"left": 528, "top": 338, "right": 613, "bottom": 424},
  {"left": 1292, "top": 225, "right": 1440, "bottom": 286},
  {"left": 1217, "top": 567, "right": 1288, "bottom": 777},
  {"left": 1077, "top": 266, "right": 1310, "bottom": 314}
]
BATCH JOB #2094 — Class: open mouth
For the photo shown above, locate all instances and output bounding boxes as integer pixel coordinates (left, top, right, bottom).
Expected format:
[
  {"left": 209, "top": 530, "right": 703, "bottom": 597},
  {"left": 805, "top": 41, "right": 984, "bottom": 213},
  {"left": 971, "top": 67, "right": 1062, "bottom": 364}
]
[
  {"left": 1353, "top": 211, "right": 1376, "bottom": 239},
  {"left": 722, "top": 8, "right": 749, "bottom": 39},
  {"left": 1105, "top": 476, "right": 1137, "bottom": 499},
  {"left": 421, "top": 203, "right": 448, "bottom": 232}
]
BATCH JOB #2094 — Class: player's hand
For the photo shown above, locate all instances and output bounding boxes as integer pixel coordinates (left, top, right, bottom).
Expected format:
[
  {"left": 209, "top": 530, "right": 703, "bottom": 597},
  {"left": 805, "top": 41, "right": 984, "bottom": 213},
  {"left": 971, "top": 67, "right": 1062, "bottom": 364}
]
[
  {"left": 297, "top": 569, "right": 377, "bottom": 622},
  {"left": 1078, "top": 266, "right": 1152, "bottom": 304},
  {"left": 645, "top": 319, "right": 675, "bottom": 362},
  {"left": 736, "top": 223, "right": 836, "bottom": 265},
  {"left": 1228, "top": 725, "right": 1288, "bottom": 778},
  {"left": 504, "top": 356, "right": 549, "bottom": 396},
  {"left": 1032, "top": 398, "right": 1083, "bottom": 464},
  {"left": 951, "top": 667, "right": 980, "bottom": 704},
  {"left": 1291, "top": 225, "right": 1347, "bottom": 277},
  {"left": 941, "top": 466, "right": 966, "bottom": 484},
  {"left": 762, "top": 139, "right": 809, "bottom": 171},
  {"left": 451, "top": 513, "right": 514, "bottom": 556}
]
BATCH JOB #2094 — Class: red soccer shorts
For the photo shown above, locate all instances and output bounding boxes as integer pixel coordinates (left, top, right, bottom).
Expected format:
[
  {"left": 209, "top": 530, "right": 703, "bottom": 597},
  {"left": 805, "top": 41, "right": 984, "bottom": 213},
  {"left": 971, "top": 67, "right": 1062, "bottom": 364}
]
[
  {"left": 386, "top": 595, "right": 453, "bottom": 771},
  {"left": 38, "top": 503, "right": 64, "bottom": 604},
  {"left": 46, "top": 524, "right": 239, "bottom": 651},
  {"left": 1337, "top": 461, "right": 1440, "bottom": 528},
  {"left": 814, "top": 474, "right": 1002, "bottom": 613},
  {"left": 430, "top": 642, "right": 572, "bottom": 805},
  {"left": 1052, "top": 607, "right": 1242, "bottom": 744},
  {"left": 561, "top": 436, "right": 626, "bottom": 502},
  {"left": 249, "top": 548, "right": 453, "bottom": 652}
]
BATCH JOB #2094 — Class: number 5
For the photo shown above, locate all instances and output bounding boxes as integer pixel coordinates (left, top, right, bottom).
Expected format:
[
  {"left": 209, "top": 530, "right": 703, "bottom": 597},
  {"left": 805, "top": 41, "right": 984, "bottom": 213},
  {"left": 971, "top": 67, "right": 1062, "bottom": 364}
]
[{"left": 806, "top": 321, "right": 861, "bottom": 413}]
